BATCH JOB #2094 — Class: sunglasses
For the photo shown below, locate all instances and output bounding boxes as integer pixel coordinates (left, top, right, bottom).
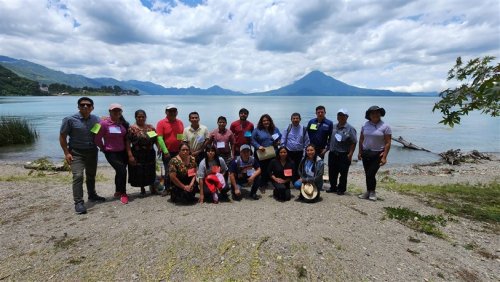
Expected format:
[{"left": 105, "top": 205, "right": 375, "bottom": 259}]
[{"left": 79, "top": 103, "right": 92, "bottom": 108}]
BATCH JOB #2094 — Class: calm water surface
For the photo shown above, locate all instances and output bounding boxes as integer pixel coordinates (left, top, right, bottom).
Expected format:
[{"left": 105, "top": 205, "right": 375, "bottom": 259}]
[{"left": 1, "top": 96, "right": 499, "bottom": 166}]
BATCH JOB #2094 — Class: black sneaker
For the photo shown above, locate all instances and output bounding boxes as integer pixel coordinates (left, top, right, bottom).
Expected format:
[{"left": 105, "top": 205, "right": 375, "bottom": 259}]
[
  {"left": 336, "top": 191, "right": 345, "bottom": 195},
  {"left": 326, "top": 188, "right": 337, "bottom": 193},
  {"left": 75, "top": 201, "right": 87, "bottom": 214},
  {"left": 249, "top": 193, "right": 260, "bottom": 200},
  {"left": 88, "top": 194, "right": 106, "bottom": 202}
]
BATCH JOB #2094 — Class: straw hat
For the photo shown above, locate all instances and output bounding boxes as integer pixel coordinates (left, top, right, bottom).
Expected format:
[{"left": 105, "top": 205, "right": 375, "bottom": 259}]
[{"left": 301, "top": 182, "right": 318, "bottom": 200}]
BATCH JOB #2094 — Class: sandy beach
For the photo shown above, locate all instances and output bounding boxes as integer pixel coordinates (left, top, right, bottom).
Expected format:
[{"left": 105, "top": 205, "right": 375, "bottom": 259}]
[{"left": 0, "top": 155, "right": 499, "bottom": 281}]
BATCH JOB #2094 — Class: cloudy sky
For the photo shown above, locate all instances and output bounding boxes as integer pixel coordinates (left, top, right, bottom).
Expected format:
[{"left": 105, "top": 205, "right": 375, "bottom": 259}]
[{"left": 0, "top": 0, "right": 498, "bottom": 93}]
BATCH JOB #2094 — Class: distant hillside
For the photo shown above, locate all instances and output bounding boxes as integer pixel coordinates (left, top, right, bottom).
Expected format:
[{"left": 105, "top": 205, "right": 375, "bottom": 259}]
[
  {"left": 252, "top": 70, "right": 407, "bottom": 96},
  {"left": 0, "top": 55, "right": 438, "bottom": 97},
  {"left": 0, "top": 65, "right": 42, "bottom": 96},
  {"left": 0, "top": 56, "right": 241, "bottom": 95},
  {"left": 0, "top": 56, "right": 101, "bottom": 88}
]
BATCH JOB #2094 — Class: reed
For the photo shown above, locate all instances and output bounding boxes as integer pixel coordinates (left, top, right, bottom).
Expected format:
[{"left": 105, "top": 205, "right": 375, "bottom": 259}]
[{"left": 0, "top": 116, "right": 38, "bottom": 146}]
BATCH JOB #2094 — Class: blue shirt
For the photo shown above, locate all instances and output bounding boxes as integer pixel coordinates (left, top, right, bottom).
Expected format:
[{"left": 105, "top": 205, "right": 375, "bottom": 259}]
[
  {"left": 60, "top": 113, "right": 100, "bottom": 150},
  {"left": 251, "top": 127, "right": 281, "bottom": 149},
  {"left": 281, "top": 124, "right": 310, "bottom": 152},
  {"left": 307, "top": 118, "right": 333, "bottom": 150}
]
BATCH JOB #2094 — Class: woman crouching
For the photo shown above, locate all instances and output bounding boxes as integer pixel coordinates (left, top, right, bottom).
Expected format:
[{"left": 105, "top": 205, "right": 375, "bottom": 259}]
[
  {"left": 197, "top": 145, "right": 229, "bottom": 204},
  {"left": 168, "top": 143, "right": 198, "bottom": 203},
  {"left": 268, "top": 146, "right": 295, "bottom": 201},
  {"left": 294, "top": 144, "right": 324, "bottom": 203}
]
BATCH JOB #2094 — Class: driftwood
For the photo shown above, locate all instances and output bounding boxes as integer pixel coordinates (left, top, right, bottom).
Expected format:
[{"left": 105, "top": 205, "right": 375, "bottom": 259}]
[
  {"left": 392, "top": 136, "right": 431, "bottom": 152},
  {"left": 24, "top": 158, "right": 70, "bottom": 171},
  {"left": 439, "top": 149, "right": 491, "bottom": 165}
]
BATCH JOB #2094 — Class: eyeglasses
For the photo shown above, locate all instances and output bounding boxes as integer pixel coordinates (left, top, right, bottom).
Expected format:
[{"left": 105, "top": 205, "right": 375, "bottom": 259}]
[{"left": 79, "top": 103, "right": 92, "bottom": 108}]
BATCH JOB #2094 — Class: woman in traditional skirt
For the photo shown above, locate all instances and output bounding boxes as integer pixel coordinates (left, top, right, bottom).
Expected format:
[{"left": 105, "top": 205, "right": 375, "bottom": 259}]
[{"left": 126, "top": 109, "right": 158, "bottom": 196}]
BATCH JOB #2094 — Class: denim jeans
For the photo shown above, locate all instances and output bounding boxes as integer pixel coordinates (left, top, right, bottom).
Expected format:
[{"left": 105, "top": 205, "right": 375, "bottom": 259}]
[
  {"left": 71, "top": 148, "right": 98, "bottom": 203},
  {"left": 104, "top": 151, "right": 128, "bottom": 194}
]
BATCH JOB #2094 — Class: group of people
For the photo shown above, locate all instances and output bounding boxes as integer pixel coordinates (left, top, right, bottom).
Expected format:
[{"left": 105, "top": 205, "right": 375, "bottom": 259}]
[{"left": 60, "top": 97, "right": 392, "bottom": 214}]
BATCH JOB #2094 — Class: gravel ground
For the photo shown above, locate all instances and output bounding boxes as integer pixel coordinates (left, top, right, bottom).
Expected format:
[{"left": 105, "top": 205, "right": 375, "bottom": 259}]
[{"left": 0, "top": 156, "right": 499, "bottom": 281}]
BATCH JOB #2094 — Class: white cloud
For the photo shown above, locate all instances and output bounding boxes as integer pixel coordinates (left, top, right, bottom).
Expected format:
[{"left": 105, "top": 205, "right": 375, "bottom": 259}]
[{"left": 0, "top": 0, "right": 498, "bottom": 92}]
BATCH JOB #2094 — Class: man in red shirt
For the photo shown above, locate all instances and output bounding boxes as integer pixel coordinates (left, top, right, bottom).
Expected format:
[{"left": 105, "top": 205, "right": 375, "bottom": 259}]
[
  {"left": 230, "top": 108, "right": 254, "bottom": 156},
  {"left": 156, "top": 104, "right": 184, "bottom": 194}
]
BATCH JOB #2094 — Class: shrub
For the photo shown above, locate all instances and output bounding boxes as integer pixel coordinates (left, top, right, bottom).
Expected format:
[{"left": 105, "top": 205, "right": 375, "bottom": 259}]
[{"left": 0, "top": 116, "right": 38, "bottom": 146}]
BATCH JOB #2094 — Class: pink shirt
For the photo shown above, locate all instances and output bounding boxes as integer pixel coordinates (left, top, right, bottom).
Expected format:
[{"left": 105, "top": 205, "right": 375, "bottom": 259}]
[
  {"left": 210, "top": 128, "right": 235, "bottom": 154},
  {"left": 94, "top": 118, "right": 127, "bottom": 152}
]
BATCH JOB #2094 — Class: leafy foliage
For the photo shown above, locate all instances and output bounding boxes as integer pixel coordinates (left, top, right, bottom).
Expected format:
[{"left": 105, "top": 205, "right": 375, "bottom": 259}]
[
  {"left": 433, "top": 56, "right": 500, "bottom": 127},
  {"left": 0, "top": 65, "right": 42, "bottom": 95}
]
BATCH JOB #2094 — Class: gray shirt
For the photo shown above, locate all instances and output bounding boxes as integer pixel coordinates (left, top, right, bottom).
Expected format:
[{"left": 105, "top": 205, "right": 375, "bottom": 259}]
[
  {"left": 330, "top": 122, "right": 357, "bottom": 152},
  {"left": 197, "top": 157, "right": 228, "bottom": 180},
  {"left": 361, "top": 121, "right": 392, "bottom": 151},
  {"left": 60, "top": 113, "right": 100, "bottom": 150}
]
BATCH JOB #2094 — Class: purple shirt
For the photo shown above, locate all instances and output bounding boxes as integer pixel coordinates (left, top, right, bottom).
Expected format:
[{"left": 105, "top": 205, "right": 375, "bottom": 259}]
[
  {"left": 361, "top": 121, "right": 392, "bottom": 151},
  {"left": 94, "top": 118, "right": 127, "bottom": 152}
]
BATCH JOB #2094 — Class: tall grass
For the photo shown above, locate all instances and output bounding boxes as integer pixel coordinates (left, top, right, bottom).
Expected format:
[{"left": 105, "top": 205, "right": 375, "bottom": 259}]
[
  {"left": 383, "top": 182, "right": 500, "bottom": 223},
  {"left": 0, "top": 116, "right": 38, "bottom": 146}
]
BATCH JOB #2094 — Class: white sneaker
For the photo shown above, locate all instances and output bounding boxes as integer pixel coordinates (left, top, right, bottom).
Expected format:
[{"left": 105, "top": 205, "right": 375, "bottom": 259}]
[
  {"left": 358, "top": 192, "right": 369, "bottom": 199},
  {"left": 368, "top": 191, "right": 377, "bottom": 201}
]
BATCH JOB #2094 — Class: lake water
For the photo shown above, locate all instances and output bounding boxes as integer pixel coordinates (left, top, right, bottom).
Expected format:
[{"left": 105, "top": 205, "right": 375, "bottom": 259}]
[{"left": 1, "top": 96, "right": 499, "bottom": 166}]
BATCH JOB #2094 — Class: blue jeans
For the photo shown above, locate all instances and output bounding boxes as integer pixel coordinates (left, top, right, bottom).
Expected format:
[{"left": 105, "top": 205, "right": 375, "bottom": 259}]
[
  {"left": 105, "top": 151, "right": 128, "bottom": 194},
  {"left": 70, "top": 148, "right": 98, "bottom": 203}
]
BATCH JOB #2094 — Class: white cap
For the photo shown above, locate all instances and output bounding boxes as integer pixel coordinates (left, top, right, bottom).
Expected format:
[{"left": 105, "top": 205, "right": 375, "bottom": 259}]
[
  {"left": 166, "top": 104, "right": 178, "bottom": 110},
  {"left": 337, "top": 108, "right": 349, "bottom": 116}
]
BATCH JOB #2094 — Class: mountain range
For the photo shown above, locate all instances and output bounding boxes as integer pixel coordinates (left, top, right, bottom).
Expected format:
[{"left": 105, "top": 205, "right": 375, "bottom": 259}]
[{"left": 0, "top": 55, "right": 437, "bottom": 96}]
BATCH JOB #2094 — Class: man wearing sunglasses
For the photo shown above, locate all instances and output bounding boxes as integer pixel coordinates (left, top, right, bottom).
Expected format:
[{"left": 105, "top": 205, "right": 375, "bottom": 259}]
[{"left": 60, "top": 97, "right": 105, "bottom": 214}]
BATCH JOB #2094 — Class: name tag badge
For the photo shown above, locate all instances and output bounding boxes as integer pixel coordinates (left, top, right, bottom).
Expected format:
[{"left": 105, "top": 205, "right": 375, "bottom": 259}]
[
  {"left": 284, "top": 169, "right": 292, "bottom": 177},
  {"left": 216, "top": 141, "right": 225, "bottom": 149},
  {"left": 272, "top": 133, "right": 280, "bottom": 141},
  {"left": 109, "top": 126, "right": 121, "bottom": 134},
  {"left": 246, "top": 168, "right": 255, "bottom": 177},
  {"left": 244, "top": 131, "right": 252, "bottom": 137},
  {"left": 310, "top": 124, "right": 318, "bottom": 130},
  {"left": 335, "top": 133, "right": 342, "bottom": 142},
  {"left": 211, "top": 166, "right": 221, "bottom": 174},
  {"left": 90, "top": 123, "right": 101, "bottom": 134},
  {"left": 176, "top": 134, "right": 184, "bottom": 141},
  {"left": 187, "top": 168, "right": 196, "bottom": 177},
  {"left": 147, "top": 131, "right": 157, "bottom": 138}
]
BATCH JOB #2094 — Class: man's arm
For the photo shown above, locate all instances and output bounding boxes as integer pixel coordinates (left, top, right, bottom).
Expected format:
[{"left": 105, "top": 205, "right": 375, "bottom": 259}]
[{"left": 59, "top": 133, "right": 73, "bottom": 165}]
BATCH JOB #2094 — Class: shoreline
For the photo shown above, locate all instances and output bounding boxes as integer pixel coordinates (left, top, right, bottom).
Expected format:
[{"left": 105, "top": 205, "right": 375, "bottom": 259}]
[{"left": 0, "top": 155, "right": 498, "bottom": 281}]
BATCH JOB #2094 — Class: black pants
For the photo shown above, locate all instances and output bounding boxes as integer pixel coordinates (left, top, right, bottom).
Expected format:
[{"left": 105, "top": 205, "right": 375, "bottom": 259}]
[
  {"left": 328, "top": 151, "right": 351, "bottom": 193},
  {"left": 314, "top": 147, "right": 326, "bottom": 159},
  {"left": 104, "top": 151, "right": 128, "bottom": 194},
  {"left": 232, "top": 175, "right": 262, "bottom": 200},
  {"left": 258, "top": 158, "right": 272, "bottom": 187},
  {"left": 287, "top": 150, "right": 303, "bottom": 181},
  {"left": 272, "top": 182, "right": 291, "bottom": 201},
  {"left": 361, "top": 151, "right": 382, "bottom": 192}
]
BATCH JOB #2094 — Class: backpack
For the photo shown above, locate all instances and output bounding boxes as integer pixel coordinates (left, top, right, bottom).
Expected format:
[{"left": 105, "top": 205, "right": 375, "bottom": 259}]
[
  {"left": 284, "top": 125, "right": 307, "bottom": 148},
  {"left": 236, "top": 156, "right": 255, "bottom": 174}
]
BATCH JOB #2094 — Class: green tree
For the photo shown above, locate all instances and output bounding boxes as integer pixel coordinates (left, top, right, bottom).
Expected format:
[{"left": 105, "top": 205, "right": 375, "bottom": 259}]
[{"left": 433, "top": 56, "right": 500, "bottom": 127}]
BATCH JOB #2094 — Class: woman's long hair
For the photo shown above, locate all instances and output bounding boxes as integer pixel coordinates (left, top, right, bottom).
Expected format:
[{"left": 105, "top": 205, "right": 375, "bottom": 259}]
[
  {"left": 257, "top": 114, "right": 276, "bottom": 133},
  {"left": 204, "top": 144, "right": 221, "bottom": 169},
  {"left": 298, "top": 144, "right": 317, "bottom": 174}
]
